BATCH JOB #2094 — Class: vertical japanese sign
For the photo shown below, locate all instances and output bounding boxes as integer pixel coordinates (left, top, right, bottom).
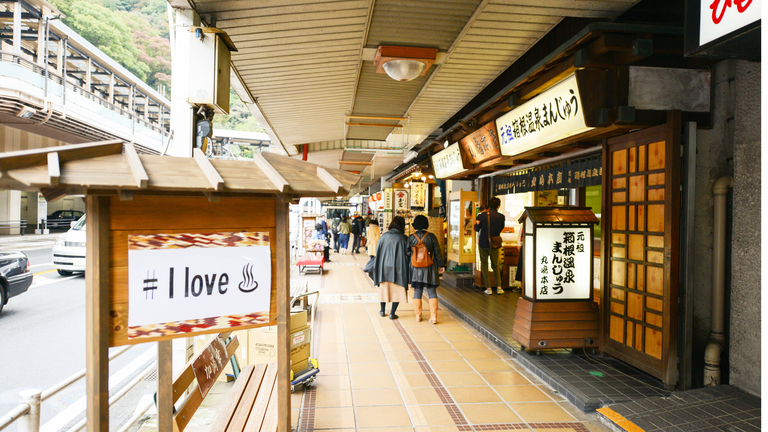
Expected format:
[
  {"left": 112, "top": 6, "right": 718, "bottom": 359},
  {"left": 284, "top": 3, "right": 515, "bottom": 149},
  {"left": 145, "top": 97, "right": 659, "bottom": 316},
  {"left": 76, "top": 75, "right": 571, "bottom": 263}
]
[
  {"left": 700, "top": 0, "right": 760, "bottom": 45},
  {"left": 459, "top": 121, "right": 501, "bottom": 165},
  {"left": 410, "top": 182, "right": 426, "bottom": 208},
  {"left": 534, "top": 227, "right": 591, "bottom": 300},
  {"left": 383, "top": 188, "right": 393, "bottom": 210},
  {"left": 127, "top": 232, "right": 272, "bottom": 339},
  {"left": 192, "top": 337, "right": 228, "bottom": 397},
  {"left": 394, "top": 189, "right": 409, "bottom": 211},
  {"left": 496, "top": 75, "right": 592, "bottom": 157},
  {"left": 37, "top": 193, "right": 47, "bottom": 226}
]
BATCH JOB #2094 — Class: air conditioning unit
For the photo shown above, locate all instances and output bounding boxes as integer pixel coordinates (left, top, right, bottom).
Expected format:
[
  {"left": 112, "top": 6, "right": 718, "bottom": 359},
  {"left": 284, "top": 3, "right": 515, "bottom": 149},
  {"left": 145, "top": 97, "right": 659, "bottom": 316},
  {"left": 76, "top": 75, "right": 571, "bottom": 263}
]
[{"left": 188, "top": 28, "right": 237, "bottom": 114}]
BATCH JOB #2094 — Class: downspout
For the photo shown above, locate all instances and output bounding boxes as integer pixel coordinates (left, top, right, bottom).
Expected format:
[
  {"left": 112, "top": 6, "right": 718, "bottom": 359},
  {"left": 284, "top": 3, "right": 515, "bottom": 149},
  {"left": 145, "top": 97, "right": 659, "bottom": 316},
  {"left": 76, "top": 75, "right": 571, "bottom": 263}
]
[{"left": 704, "top": 176, "right": 733, "bottom": 386}]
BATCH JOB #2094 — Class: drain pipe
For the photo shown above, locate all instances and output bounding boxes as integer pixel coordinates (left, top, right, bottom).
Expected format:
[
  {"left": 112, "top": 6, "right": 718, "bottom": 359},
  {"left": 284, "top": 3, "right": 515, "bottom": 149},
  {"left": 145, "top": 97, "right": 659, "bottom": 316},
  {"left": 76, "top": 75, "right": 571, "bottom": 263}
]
[{"left": 704, "top": 176, "right": 732, "bottom": 386}]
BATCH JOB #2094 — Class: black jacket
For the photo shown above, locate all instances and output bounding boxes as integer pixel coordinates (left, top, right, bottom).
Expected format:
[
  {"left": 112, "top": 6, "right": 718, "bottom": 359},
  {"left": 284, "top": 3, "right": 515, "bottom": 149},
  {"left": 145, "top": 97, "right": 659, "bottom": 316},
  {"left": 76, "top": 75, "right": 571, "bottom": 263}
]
[
  {"left": 352, "top": 217, "right": 364, "bottom": 235},
  {"left": 475, "top": 210, "right": 505, "bottom": 249},
  {"left": 373, "top": 228, "right": 410, "bottom": 289},
  {"left": 407, "top": 230, "right": 444, "bottom": 286}
]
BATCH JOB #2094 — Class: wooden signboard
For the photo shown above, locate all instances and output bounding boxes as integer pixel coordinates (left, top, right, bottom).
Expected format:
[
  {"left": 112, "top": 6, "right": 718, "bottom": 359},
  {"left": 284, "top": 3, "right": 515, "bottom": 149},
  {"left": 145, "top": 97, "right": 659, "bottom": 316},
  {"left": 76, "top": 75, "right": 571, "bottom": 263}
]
[
  {"left": 0, "top": 140, "right": 360, "bottom": 432},
  {"left": 459, "top": 121, "right": 501, "bottom": 165}
]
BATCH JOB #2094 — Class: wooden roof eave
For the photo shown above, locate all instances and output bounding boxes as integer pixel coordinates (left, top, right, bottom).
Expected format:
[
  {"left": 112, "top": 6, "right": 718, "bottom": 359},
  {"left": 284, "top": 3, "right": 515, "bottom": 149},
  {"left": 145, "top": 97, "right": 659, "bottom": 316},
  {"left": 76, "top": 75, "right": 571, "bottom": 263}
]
[{"left": 0, "top": 142, "right": 360, "bottom": 201}]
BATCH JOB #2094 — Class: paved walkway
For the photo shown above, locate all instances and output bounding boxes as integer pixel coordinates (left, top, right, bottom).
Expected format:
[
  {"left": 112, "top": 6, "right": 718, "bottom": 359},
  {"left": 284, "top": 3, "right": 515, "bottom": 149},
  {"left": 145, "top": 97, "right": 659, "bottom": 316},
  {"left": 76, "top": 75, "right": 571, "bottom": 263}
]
[{"left": 288, "top": 250, "right": 609, "bottom": 432}]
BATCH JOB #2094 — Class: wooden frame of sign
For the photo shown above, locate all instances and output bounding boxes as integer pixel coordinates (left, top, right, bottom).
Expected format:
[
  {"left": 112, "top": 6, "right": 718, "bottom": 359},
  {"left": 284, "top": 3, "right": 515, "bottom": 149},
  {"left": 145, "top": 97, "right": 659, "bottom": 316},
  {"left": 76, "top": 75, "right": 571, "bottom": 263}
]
[
  {"left": 511, "top": 207, "right": 601, "bottom": 351},
  {"left": 0, "top": 141, "right": 359, "bottom": 432}
]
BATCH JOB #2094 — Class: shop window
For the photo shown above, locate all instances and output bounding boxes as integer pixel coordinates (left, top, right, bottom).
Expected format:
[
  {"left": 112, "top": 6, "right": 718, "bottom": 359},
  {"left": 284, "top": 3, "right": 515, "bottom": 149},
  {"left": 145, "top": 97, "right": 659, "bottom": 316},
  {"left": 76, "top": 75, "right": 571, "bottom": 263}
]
[{"left": 584, "top": 185, "right": 602, "bottom": 239}]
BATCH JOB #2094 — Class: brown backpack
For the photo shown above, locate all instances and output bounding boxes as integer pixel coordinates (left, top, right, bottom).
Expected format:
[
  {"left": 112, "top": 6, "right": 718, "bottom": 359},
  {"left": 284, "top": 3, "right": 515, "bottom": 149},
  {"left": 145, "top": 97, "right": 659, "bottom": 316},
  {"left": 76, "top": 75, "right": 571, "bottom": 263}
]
[{"left": 411, "top": 232, "right": 433, "bottom": 268}]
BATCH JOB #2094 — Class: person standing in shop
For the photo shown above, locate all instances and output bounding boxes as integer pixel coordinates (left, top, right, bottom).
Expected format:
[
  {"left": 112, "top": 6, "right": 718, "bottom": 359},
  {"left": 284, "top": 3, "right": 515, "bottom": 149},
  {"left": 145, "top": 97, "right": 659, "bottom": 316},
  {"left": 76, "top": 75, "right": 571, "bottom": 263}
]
[
  {"left": 407, "top": 215, "right": 445, "bottom": 323},
  {"left": 373, "top": 216, "right": 409, "bottom": 319},
  {"left": 475, "top": 196, "right": 506, "bottom": 295},
  {"left": 331, "top": 212, "right": 341, "bottom": 253},
  {"left": 338, "top": 216, "right": 351, "bottom": 255}
]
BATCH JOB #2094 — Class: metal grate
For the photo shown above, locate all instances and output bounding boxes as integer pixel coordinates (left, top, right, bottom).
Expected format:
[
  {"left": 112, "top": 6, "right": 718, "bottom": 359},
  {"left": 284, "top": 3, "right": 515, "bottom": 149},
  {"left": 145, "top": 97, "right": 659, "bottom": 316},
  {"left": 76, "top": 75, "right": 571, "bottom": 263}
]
[{"left": 143, "top": 370, "right": 157, "bottom": 381}]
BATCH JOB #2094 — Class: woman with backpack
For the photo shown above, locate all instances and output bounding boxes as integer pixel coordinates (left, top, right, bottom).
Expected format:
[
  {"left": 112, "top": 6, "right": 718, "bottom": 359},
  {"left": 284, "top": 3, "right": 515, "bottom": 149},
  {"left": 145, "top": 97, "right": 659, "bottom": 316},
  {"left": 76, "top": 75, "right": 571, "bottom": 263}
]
[
  {"left": 407, "top": 215, "right": 445, "bottom": 323},
  {"left": 373, "top": 216, "right": 409, "bottom": 319}
]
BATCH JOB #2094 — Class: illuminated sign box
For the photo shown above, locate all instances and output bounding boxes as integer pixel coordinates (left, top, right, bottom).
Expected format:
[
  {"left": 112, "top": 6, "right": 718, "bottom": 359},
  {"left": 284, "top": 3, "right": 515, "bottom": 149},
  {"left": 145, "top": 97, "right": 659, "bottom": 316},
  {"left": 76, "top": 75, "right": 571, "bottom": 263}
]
[
  {"left": 496, "top": 74, "right": 593, "bottom": 158},
  {"left": 519, "top": 207, "right": 599, "bottom": 301},
  {"left": 432, "top": 143, "right": 468, "bottom": 179}
]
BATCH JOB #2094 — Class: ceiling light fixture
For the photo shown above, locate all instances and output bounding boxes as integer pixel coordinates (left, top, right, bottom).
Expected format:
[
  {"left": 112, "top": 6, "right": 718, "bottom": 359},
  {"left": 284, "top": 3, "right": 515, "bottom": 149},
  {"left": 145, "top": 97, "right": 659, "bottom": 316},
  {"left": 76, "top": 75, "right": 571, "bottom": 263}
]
[
  {"left": 16, "top": 106, "right": 36, "bottom": 119},
  {"left": 374, "top": 46, "right": 438, "bottom": 82},
  {"left": 443, "top": 140, "right": 449, "bottom": 148}
]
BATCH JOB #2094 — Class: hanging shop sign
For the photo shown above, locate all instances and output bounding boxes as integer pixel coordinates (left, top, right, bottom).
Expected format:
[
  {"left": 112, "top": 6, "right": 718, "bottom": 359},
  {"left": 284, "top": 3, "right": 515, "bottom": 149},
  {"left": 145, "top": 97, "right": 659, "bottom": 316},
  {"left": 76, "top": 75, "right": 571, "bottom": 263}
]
[
  {"left": 378, "top": 211, "right": 392, "bottom": 231},
  {"left": 699, "top": 0, "right": 760, "bottom": 46},
  {"left": 383, "top": 188, "right": 393, "bottom": 210},
  {"left": 496, "top": 75, "right": 592, "bottom": 157},
  {"left": 458, "top": 121, "right": 501, "bottom": 165},
  {"left": 493, "top": 156, "right": 602, "bottom": 196},
  {"left": 127, "top": 232, "right": 272, "bottom": 334},
  {"left": 432, "top": 143, "right": 468, "bottom": 178},
  {"left": 410, "top": 182, "right": 426, "bottom": 208},
  {"left": 394, "top": 188, "right": 409, "bottom": 211}
]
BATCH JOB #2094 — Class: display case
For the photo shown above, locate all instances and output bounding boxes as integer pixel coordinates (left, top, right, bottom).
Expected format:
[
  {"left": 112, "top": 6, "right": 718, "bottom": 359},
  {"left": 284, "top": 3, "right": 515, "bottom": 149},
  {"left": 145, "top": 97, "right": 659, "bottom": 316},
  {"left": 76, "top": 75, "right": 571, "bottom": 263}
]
[{"left": 447, "top": 190, "right": 475, "bottom": 264}]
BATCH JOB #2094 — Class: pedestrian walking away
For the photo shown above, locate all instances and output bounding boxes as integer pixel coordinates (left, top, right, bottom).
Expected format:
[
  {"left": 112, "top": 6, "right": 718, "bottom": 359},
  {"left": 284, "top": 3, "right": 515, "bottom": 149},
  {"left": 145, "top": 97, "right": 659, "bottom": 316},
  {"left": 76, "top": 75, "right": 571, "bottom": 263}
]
[
  {"left": 372, "top": 216, "right": 409, "bottom": 319},
  {"left": 407, "top": 215, "right": 445, "bottom": 324},
  {"left": 475, "top": 196, "right": 506, "bottom": 295},
  {"left": 363, "top": 219, "right": 380, "bottom": 279},
  {"left": 352, "top": 213, "right": 365, "bottom": 253},
  {"left": 338, "top": 216, "right": 351, "bottom": 255},
  {"left": 331, "top": 212, "right": 341, "bottom": 253}
]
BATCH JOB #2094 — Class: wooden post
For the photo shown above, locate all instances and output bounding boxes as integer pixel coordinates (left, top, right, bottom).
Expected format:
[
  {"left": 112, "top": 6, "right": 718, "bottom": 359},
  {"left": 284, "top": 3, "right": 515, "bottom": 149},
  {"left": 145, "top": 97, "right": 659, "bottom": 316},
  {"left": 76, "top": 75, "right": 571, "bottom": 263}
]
[
  {"left": 157, "top": 340, "right": 173, "bottom": 432},
  {"left": 86, "top": 195, "right": 110, "bottom": 432},
  {"left": 275, "top": 201, "right": 291, "bottom": 432}
]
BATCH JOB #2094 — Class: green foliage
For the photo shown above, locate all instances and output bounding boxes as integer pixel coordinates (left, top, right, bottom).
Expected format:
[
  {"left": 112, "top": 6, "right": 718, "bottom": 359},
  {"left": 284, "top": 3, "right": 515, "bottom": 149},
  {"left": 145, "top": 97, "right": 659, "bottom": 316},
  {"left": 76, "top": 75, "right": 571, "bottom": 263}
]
[
  {"left": 213, "top": 89, "right": 265, "bottom": 132},
  {"left": 51, "top": 0, "right": 259, "bottom": 130}
]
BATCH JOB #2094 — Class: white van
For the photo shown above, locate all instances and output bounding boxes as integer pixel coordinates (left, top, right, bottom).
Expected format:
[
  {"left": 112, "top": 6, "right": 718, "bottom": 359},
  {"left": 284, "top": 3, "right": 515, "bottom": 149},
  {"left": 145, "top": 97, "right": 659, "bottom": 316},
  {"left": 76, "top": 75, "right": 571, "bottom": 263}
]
[{"left": 51, "top": 214, "right": 86, "bottom": 276}]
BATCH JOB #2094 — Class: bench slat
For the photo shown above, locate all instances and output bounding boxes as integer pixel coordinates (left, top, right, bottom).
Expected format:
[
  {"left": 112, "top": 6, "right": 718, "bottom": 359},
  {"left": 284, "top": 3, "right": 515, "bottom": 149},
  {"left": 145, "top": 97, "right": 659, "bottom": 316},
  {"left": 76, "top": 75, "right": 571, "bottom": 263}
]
[
  {"left": 207, "top": 364, "right": 257, "bottom": 432},
  {"left": 241, "top": 363, "right": 278, "bottom": 432},
  {"left": 226, "top": 363, "right": 271, "bottom": 432},
  {"left": 256, "top": 376, "right": 279, "bottom": 432}
]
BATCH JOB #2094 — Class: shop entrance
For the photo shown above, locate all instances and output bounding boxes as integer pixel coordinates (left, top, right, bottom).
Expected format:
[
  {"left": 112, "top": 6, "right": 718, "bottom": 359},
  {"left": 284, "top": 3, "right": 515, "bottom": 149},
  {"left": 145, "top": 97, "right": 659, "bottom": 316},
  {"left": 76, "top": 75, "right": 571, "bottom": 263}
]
[{"left": 602, "top": 113, "right": 681, "bottom": 388}]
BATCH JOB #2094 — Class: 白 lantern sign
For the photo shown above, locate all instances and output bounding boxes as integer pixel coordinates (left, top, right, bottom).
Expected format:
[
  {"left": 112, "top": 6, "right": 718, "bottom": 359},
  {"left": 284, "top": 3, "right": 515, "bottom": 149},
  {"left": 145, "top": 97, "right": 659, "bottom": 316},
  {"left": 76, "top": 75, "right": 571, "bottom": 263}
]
[
  {"left": 127, "top": 232, "right": 272, "bottom": 338},
  {"left": 519, "top": 207, "right": 599, "bottom": 301}
]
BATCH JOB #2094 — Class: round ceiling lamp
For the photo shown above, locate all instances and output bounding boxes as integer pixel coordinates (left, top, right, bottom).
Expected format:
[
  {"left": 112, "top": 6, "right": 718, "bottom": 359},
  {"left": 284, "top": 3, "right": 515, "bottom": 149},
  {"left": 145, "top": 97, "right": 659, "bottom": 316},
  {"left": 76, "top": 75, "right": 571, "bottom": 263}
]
[{"left": 382, "top": 59, "right": 426, "bottom": 82}]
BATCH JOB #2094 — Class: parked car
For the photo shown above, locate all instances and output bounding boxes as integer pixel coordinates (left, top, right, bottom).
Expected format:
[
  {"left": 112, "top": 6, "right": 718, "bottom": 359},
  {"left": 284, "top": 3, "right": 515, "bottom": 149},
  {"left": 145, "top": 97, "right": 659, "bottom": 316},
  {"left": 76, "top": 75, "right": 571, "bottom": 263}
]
[
  {"left": 0, "top": 251, "right": 33, "bottom": 314},
  {"left": 47, "top": 210, "right": 85, "bottom": 230},
  {"left": 52, "top": 214, "right": 86, "bottom": 276}
]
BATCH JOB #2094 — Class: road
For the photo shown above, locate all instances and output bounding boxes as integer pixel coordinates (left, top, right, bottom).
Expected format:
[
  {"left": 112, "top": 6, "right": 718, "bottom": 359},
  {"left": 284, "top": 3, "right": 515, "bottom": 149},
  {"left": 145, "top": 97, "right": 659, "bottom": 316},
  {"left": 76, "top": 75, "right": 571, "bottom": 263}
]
[{"left": 0, "top": 246, "right": 158, "bottom": 431}]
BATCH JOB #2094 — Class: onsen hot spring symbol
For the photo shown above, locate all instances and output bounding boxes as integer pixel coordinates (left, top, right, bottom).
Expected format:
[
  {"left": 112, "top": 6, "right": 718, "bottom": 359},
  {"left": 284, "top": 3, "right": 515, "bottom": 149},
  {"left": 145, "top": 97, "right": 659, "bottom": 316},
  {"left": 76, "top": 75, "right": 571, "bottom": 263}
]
[{"left": 239, "top": 262, "right": 258, "bottom": 292}]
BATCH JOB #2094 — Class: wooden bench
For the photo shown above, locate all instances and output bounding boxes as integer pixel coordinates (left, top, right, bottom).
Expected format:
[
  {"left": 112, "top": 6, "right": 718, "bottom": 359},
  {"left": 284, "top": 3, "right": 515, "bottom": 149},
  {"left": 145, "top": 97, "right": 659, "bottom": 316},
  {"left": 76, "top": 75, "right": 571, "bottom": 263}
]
[
  {"left": 209, "top": 363, "right": 279, "bottom": 432},
  {"left": 171, "top": 332, "right": 240, "bottom": 431}
]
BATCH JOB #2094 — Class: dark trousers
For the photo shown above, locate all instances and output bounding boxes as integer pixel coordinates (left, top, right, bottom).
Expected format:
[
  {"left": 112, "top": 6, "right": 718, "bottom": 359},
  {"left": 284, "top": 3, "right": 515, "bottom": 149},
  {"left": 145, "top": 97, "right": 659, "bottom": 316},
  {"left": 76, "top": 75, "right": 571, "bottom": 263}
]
[
  {"left": 352, "top": 233, "right": 361, "bottom": 253},
  {"left": 332, "top": 232, "right": 339, "bottom": 252}
]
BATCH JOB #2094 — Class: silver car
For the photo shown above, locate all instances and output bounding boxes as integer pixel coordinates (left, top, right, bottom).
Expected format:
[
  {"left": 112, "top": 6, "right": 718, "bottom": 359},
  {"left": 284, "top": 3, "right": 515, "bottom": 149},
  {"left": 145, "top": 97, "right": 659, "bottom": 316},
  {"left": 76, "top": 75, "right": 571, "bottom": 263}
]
[{"left": 51, "top": 214, "right": 86, "bottom": 276}]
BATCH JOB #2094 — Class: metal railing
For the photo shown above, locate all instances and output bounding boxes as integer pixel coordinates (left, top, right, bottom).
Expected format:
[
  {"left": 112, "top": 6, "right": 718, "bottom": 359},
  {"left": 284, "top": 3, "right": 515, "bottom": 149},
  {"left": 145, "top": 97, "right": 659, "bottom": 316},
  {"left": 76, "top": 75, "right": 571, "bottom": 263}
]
[
  {"left": 0, "top": 220, "right": 27, "bottom": 235},
  {"left": 0, "top": 52, "right": 169, "bottom": 135},
  {"left": 0, "top": 345, "right": 156, "bottom": 432}
]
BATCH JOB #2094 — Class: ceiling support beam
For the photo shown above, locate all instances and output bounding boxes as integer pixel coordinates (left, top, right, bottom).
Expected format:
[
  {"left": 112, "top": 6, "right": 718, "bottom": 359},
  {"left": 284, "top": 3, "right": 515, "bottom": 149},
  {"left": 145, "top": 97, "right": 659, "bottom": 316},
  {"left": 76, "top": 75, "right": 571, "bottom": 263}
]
[
  {"left": 193, "top": 148, "right": 224, "bottom": 191},
  {"left": 47, "top": 152, "right": 60, "bottom": 186},
  {"left": 317, "top": 167, "right": 342, "bottom": 193},
  {"left": 124, "top": 144, "right": 148, "bottom": 188},
  {"left": 253, "top": 153, "right": 288, "bottom": 193}
]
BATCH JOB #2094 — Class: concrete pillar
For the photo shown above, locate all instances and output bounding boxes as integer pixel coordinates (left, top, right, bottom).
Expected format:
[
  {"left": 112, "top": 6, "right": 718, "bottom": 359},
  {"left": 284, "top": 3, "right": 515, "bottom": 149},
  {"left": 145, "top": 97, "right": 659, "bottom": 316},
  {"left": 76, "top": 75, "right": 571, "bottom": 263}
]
[
  {"left": 12, "top": 2, "right": 21, "bottom": 55},
  {"left": 108, "top": 73, "right": 115, "bottom": 104},
  {"left": 85, "top": 58, "right": 92, "bottom": 92},
  {"left": 168, "top": 8, "right": 199, "bottom": 157},
  {"left": 36, "top": 19, "right": 45, "bottom": 66},
  {"left": 56, "top": 39, "right": 64, "bottom": 75},
  {"left": 0, "top": 190, "right": 22, "bottom": 235}
]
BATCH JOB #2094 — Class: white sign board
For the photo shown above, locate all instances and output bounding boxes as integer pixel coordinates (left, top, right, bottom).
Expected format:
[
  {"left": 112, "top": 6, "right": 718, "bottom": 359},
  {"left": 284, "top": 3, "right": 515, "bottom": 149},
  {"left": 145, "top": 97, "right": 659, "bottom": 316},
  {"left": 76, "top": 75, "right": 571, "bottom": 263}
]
[
  {"left": 37, "top": 193, "right": 47, "bottom": 224},
  {"left": 411, "top": 182, "right": 426, "bottom": 207},
  {"left": 432, "top": 143, "right": 467, "bottom": 178},
  {"left": 700, "top": 0, "right": 760, "bottom": 46},
  {"left": 394, "top": 189, "right": 409, "bottom": 211},
  {"left": 534, "top": 227, "right": 591, "bottom": 300},
  {"left": 127, "top": 232, "right": 272, "bottom": 328},
  {"left": 496, "top": 75, "right": 593, "bottom": 157}
]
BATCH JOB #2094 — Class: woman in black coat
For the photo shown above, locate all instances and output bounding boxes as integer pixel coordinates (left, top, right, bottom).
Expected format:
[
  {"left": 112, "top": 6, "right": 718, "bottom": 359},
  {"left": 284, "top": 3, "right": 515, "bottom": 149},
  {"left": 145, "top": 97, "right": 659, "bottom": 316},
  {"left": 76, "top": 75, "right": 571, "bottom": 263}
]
[
  {"left": 407, "top": 215, "right": 445, "bottom": 323},
  {"left": 373, "top": 216, "right": 409, "bottom": 319}
]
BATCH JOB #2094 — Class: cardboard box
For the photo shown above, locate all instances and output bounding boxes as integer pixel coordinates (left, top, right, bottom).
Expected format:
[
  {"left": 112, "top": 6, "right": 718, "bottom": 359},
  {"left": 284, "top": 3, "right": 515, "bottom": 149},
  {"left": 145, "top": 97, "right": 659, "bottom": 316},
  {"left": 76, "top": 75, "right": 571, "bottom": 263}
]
[
  {"left": 292, "top": 358, "right": 309, "bottom": 373},
  {"left": 247, "top": 324, "right": 312, "bottom": 367},
  {"left": 290, "top": 310, "right": 308, "bottom": 332}
]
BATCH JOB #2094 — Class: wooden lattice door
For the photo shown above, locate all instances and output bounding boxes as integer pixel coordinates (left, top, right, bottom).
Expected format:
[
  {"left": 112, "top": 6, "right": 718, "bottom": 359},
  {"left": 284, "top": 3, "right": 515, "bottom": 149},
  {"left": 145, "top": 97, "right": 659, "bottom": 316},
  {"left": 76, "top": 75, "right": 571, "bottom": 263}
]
[{"left": 602, "top": 113, "right": 681, "bottom": 387}]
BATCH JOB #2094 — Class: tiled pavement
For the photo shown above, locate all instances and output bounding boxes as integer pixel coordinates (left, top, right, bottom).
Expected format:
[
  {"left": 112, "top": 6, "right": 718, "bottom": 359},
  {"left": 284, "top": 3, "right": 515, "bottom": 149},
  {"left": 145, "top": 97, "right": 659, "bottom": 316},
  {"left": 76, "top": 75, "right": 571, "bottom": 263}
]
[
  {"left": 437, "top": 278, "right": 670, "bottom": 412},
  {"left": 288, "top": 250, "right": 611, "bottom": 432}
]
